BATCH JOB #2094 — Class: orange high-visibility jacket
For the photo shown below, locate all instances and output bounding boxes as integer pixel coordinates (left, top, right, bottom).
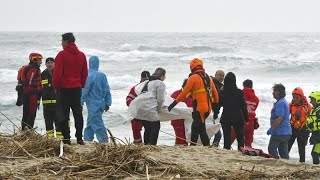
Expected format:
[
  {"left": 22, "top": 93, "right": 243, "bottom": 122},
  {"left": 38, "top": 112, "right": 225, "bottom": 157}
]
[{"left": 175, "top": 69, "right": 219, "bottom": 122}]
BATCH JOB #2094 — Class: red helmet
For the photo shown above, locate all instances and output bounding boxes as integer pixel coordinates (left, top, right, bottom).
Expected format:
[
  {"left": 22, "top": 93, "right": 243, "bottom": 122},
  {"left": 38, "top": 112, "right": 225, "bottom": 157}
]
[
  {"left": 29, "top": 53, "right": 43, "bottom": 61},
  {"left": 292, "top": 87, "right": 304, "bottom": 96},
  {"left": 190, "top": 58, "right": 203, "bottom": 71}
]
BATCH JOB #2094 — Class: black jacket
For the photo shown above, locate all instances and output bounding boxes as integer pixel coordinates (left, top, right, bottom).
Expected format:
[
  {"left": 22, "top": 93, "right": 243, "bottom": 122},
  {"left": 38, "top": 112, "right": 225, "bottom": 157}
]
[
  {"left": 41, "top": 69, "right": 56, "bottom": 108},
  {"left": 220, "top": 88, "right": 248, "bottom": 125}
]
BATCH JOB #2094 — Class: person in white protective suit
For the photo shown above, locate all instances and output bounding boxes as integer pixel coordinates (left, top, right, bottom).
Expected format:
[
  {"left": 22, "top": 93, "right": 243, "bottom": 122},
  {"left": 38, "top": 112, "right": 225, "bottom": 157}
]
[{"left": 81, "top": 56, "right": 112, "bottom": 143}]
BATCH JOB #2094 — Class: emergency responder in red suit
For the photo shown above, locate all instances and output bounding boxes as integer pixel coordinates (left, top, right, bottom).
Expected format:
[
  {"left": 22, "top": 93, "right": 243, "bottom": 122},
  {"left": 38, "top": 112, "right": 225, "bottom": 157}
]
[
  {"left": 126, "top": 71, "right": 150, "bottom": 144},
  {"left": 170, "top": 79, "right": 193, "bottom": 145},
  {"left": 18, "top": 53, "right": 43, "bottom": 130}
]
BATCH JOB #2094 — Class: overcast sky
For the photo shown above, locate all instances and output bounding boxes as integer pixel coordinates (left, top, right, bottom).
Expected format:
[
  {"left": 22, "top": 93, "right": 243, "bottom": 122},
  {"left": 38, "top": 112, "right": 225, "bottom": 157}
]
[{"left": 1, "top": 0, "right": 320, "bottom": 32}]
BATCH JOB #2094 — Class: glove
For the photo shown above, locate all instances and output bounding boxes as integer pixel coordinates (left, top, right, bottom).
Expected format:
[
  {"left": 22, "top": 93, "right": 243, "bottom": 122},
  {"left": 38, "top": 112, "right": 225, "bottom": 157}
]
[
  {"left": 267, "top": 128, "right": 272, "bottom": 135},
  {"left": 168, "top": 101, "right": 178, "bottom": 112},
  {"left": 254, "top": 118, "right": 259, "bottom": 130},
  {"left": 105, "top": 105, "right": 110, "bottom": 112}
]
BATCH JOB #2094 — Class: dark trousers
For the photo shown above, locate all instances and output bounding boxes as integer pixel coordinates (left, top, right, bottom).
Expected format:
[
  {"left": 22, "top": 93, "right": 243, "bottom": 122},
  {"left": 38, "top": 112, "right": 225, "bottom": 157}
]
[
  {"left": 141, "top": 120, "right": 160, "bottom": 145},
  {"left": 212, "top": 130, "right": 222, "bottom": 145},
  {"left": 43, "top": 105, "right": 56, "bottom": 131},
  {"left": 190, "top": 111, "right": 209, "bottom": 146},
  {"left": 222, "top": 121, "right": 244, "bottom": 150},
  {"left": 56, "top": 88, "right": 83, "bottom": 140},
  {"left": 22, "top": 94, "right": 38, "bottom": 130},
  {"left": 288, "top": 126, "right": 309, "bottom": 162}
]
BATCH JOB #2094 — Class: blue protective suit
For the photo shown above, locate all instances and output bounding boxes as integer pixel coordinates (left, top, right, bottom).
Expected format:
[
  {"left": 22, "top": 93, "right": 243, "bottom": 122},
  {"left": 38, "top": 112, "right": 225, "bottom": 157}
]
[{"left": 81, "top": 56, "right": 112, "bottom": 143}]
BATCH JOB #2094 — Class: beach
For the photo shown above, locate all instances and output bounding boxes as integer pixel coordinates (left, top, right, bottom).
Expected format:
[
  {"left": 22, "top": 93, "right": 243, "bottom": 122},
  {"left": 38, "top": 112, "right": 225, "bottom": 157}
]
[
  {"left": 1, "top": 130, "right": 320, "bottom": 179},
  {"left": 1, "top": 32, "right": 320, "bottom": 164}
]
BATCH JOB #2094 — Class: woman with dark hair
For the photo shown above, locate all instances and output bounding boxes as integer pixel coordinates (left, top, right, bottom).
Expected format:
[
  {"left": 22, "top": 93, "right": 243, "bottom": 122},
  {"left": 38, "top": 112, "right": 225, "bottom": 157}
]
[
  {"left": 267, "top": 83, "right": 291, "bottom": 159},
  {"left": 220, "top": 72, "right": 248, "bottom": 150}
]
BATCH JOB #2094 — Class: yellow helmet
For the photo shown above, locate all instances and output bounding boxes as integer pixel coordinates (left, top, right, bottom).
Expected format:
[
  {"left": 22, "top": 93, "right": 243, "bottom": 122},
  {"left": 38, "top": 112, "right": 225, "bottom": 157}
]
[{"left": 309, "top": 91, "right": 320, "bottom": 103}]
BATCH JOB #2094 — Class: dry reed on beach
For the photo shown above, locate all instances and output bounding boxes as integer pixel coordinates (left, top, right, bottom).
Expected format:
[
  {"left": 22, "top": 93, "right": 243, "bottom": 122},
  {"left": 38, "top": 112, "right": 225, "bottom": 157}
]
[
  {"left": 1, "top": 130, "right": 320, "bottom": 179},
  {"left": 0, "top": 129, "right": 71, "bottom": 159}
]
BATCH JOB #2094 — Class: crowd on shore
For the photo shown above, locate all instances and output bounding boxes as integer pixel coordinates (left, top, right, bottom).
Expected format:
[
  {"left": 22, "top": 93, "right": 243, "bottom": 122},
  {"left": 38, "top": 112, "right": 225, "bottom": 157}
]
[{"left": 15, "top": 32, "right": 320, "bottom": 165}]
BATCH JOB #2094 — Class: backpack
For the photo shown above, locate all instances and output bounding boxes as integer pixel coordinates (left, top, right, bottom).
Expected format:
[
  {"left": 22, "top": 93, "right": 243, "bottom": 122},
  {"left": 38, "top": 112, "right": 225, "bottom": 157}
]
[{"left": 15, "top": 65, "right": 31, "bottom": 106}]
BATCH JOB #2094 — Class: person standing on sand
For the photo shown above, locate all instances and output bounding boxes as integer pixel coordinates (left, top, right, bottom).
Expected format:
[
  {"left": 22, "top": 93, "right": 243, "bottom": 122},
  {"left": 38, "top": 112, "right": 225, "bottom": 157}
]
[
  {"left": 81, "top": 56, "right": 111, "bottom": 143},
  {"left": 41, "top": 57, "right": 63, "bottom": 139},
  {"left": 219, "top": 72, "right": 248, "bottom": 150},
  {"left": 267, "top": 83, "right": 291, "bottom": 159},
  {"left": 129, "top": 68, "right": 166, "bottom": 145},
  {"left": 211, "top": 70, "right": 225, "bottom": 147},
  {"left": 126, "top": 71, "right": 150, "bottom": 144},
  {"left": 168, "top": 58, "right": 219, "bottom": 146},
  {"left": 18, "top": 53, "right": 43, "bottom": 130},
  {"left": 53, "top": 33, "right": 88, "bottom": 145},
  {"left": 306, "top": 91, "right": 320, "bottom": 164},
  {"left": 288, "top": 87, "right": 311, "bottom": 163}
]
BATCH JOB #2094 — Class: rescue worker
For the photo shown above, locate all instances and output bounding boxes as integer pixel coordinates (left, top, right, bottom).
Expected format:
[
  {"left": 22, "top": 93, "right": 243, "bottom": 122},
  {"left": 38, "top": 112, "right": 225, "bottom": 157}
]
[
  {"left": 126, "top": 71, "right": 150, "bottom": 144},
  {"left": 53, "top": 33, "right": 88, "bottom": 145},
  {"left": 267, "top": 83, "right": 291, "bottom": 159},
  {"left": 18, "top": 53, "right": 43, "bottom": 130},
  {"left": 168, "top": 58, "right": 219, "bottom": 146},
  {"left": 170, "top": 79, "right": 193, "bottom": 145},
  {"left": 211, "top": 70, "right": 225, "bottom": 147},
  {"left": 220, "top": 72, "right": 248, "bottom": 150},
  {"left": 81, "top": 56, "right": 112, "bottom": 143},
  {"left": 288, "top": 87, "right": 312, "bottom": 162},
  {"left": 129, "top": 68, "right": 166, "bottom": 145},
  {"left": 41, "top": 57, "right": 63, "bottom": 139},
  {"left": 306, "top": 91, "right": 320, "bottom": 164}
]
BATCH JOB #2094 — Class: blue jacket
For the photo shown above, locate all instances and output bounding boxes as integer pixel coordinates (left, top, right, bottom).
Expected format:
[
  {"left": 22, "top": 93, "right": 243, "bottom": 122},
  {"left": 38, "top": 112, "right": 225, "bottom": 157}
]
[
  {"left": 270, "top": 98, "right": 291, "bottom": 135},
  {"left": 81, "top": 56, "right": 112, "bottom": 108}
]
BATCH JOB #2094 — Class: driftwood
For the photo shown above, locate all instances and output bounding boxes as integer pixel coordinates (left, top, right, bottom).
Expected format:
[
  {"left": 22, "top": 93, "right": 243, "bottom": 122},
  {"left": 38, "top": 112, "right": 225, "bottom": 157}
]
[{"left": 1, "top": 130, "right": 320, "bottom": 179}]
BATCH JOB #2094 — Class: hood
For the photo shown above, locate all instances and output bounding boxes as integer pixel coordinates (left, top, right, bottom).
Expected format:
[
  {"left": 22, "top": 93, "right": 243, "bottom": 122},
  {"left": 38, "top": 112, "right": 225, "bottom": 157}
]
[
  {"left": 89, "top": 56, "right": 99, "bottom": 72},
  {"left": 243, "top": 87, "right": 255, "bottom": 99},
  {"left": 64, "top": 43, "right": 79, "bottom": 54}
]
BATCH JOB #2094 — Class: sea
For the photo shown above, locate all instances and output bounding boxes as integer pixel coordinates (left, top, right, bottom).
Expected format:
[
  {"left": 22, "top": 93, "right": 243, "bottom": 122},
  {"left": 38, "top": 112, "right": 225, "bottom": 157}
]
[{"left": 1, "top": 32, "right": 320, "bottom": 163}]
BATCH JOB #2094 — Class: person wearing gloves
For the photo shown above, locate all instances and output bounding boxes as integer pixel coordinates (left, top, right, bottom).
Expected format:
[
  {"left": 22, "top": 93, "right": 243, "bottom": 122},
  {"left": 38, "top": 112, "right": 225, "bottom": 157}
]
[
  {"left": 168, "top": 58, "right": 219, "bottom": 146},
  {"left": 307, "top": 91, "right": 320, "bottom": 164},
  {"left": 267, "top": 83, "right": 291, "bottom": 159},
  {"left": 81, "top": 56, "right": 112, "bottom": 143},
  {"left": 288, "top": 87, "right": 312, "bottom": 163},
  {"left": 129, "top": 68, "right": 166, "bottom": 145}
]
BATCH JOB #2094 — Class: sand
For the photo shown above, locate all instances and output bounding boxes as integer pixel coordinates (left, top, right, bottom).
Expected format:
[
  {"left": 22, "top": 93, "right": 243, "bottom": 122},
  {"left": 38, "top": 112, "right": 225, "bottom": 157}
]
[{"left": 1, "top": 139, "right": 320, "bottom": 179}]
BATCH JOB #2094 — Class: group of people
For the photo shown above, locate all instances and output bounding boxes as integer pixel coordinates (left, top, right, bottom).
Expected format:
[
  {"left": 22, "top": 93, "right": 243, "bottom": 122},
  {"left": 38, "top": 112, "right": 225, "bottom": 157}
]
[
  {"left": 127, "top": 58, "right": 259, "bottom": 150},
  {"left": 16, "top": 33, "right": 111, "bottom": 145},
  {"left": 126, "top": 58, "right": 320, "bottom": 165},
  {"left": 15, "top": 33, "right": 320, "bottom": 165}
]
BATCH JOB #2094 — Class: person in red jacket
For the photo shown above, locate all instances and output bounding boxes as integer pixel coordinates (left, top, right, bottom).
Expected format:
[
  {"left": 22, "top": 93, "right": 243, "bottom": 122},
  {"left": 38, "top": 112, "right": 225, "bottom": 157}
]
[
  {"left": 53, "top": 33, "right": 88, "bottom": 145},
  {"left": 18, "top": 53, "right": 43, "bottom": 130},
  {"left": 126, "top": 71, "right": 150, "bottom": 144},
  {"left": 170, "top": 79, "right": 193, "bottom": 145},
  {"left": 242, "top": 79, "right": 259, "bottom": 147}
]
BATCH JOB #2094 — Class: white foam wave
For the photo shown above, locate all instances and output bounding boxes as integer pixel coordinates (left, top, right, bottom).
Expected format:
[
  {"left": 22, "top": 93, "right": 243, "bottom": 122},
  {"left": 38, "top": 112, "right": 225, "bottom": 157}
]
[
  {"left": 0, "top": 69, "right": 17, "bottom": 83},
  {"left": 0, "top": 95, "right": 16, "bottom": 106}
]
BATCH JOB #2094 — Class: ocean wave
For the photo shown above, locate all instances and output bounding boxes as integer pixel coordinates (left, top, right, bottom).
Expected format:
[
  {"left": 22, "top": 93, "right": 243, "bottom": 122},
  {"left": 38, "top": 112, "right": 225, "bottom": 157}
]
[
  {"left": 0, "top": 69, "right": 17, "bottom": 83},
  {"left": 118, "top": 44, "right": 234, "bottom": 54},
  {"left": 0, "top": 95, "right": 16, "bottom": 106}
]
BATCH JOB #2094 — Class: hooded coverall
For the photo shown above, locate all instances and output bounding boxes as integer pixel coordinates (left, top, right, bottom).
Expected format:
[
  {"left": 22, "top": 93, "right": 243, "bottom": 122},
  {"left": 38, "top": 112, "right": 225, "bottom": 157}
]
[{"left": 81, "top": 56, "right": 112, "bottom": 143}]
